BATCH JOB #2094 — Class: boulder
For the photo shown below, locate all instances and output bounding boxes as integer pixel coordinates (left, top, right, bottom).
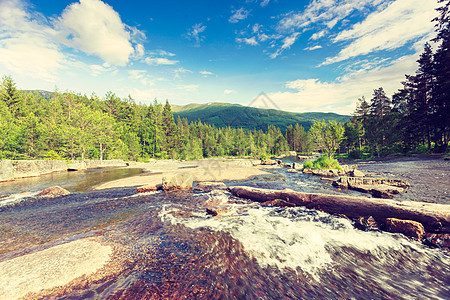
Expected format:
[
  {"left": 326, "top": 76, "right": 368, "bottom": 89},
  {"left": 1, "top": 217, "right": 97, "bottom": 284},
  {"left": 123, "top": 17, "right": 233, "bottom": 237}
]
[
  {"left": 282, "top": 163, "right": 292, "bottom": 168},
  {"left": 194, "top": 182, "right": 228, "bottom": 192},
  {"left": 350, "top": 169, "right": 365, "bottom": 177},
  {"left": 288, "top": 151, "right": 297, "bottom": 157},
  {"left": 250, "top": 160, "right": 262, "bottom": 166},
  {"left": 162, "top": 173, "right": 194, "bottom": 191},
  {"left": 136, "top": 184, "right": 162, "bottom": 193},
  {"left": 37, "top": 186, "right": 70, "bottom": 198},
  {"left": 292, "top": 162, "right": 303, "bottom": 170},
  {"left": 261, "top": 160, "right": 277, "bottom": 165},
  {"left": 286, "top": 169, "right": 298, "bottom": 173},
  {"left": 386, "top": 218, "right": 426, "bottom": 239},
  {"left": 206, "top": 207, "right": 229, "bottom": 216},
  {"left": 354, "top": 216, "right": 380, "bottom": 231},
  {"left": 423, "top": 233, "right": 450, "bottom": 248}
]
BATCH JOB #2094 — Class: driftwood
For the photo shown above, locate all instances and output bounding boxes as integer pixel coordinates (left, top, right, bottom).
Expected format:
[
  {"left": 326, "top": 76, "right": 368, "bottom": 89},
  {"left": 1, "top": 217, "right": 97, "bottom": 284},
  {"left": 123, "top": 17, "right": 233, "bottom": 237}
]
[{"left": 229, "top": 186, "right": 450, "bottom": 234}]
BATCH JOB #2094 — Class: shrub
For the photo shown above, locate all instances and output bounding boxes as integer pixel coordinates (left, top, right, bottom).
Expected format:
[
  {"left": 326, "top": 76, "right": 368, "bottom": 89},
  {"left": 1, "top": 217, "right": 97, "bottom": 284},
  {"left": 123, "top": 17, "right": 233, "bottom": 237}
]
[
  {"left": 348, "top": 149, "right": 363, "bottom": 159},
  {"left": 303, "top": 161, "right": 313, "bottom": 168},
  {"left": 312, "top": 156, "right": 341, "bottom": 170},
  {"left": 44, "top": 150, "right": 62, "bottom": 160}
]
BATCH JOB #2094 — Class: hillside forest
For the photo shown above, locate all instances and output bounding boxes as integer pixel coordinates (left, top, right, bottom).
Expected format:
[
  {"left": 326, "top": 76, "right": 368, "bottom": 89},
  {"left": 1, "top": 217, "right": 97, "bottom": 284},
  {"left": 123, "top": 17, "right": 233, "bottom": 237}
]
[{"left": 0, "top": 1, "right": 448, "bottom": 161}]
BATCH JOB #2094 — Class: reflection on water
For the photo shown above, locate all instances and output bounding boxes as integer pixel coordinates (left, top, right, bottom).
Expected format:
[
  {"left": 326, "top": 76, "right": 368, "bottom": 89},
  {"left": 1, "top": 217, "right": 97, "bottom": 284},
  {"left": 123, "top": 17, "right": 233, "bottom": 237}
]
[{"left": 0, "top": 168, "right": 143, "bottom": 196}]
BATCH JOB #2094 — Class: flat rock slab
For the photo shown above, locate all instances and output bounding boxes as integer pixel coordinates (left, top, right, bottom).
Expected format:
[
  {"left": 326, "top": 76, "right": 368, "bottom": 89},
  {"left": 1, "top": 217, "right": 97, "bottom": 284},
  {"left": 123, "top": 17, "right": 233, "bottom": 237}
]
[{"left": 0, "top": 238, "right": 112, "bottom": 300}]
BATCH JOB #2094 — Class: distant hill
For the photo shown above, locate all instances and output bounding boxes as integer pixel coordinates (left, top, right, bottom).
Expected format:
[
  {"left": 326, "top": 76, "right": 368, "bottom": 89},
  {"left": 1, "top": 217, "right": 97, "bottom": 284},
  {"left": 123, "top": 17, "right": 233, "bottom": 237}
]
[{"left": 172, "top": 102, "right": 351, "bottom": 131}]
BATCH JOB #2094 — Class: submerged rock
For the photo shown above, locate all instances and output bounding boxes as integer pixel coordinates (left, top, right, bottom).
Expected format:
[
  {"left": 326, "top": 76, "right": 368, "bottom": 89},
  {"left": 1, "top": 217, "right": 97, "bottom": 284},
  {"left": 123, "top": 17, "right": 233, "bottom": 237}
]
[
  {"left": 354, "top": 216, "right": 380, "bottom": 231},
  {"left": 194, "top": 182, "right": 227, "bottom": 192},
  {"left": 37, "top": 186, "right": 70, "bottom": 198},
  {"left": 162, "top": 173, "right": 194, "bottom": 191},
  {"left": 386, "top": 218, "right": 425, "bottom": 240},
  {"left": 423, "top": 233, "right": 450, "bottom": 249},
  {"left": 286, "top": 169, "right": 298, "bottom": 173}
]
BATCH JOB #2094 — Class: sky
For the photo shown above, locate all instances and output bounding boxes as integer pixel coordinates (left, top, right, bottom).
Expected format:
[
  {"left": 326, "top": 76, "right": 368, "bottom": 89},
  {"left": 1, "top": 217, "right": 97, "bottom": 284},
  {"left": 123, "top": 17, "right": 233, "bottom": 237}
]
[{"left": 0, "top": 0, "right": 440, "bottom": 114}]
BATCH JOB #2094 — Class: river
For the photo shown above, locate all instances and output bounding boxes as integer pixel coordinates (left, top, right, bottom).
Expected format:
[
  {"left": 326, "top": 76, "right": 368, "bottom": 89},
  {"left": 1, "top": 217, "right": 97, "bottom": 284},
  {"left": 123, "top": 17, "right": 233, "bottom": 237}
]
[{"left": 0, "top": 162, "right": 449, "bottom": 299}]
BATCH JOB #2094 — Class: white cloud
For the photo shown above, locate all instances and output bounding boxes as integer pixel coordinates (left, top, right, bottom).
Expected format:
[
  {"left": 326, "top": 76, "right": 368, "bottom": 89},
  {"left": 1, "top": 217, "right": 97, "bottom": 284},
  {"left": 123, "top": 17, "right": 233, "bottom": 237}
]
[
  {"left": 304, "top": 45, "right": 322, "bottom": 51},
  {"left": 267, "top": 52, "right": 421, "bottom": 114},
  {"left": 200, "top": 70, "right": 214, "bottom": 76},
  {"left": 271, "top": 32, "right": 299, "bottom": 58},
  {"left": 260, "top": 0, "right": 270, "bottom": 7},
  {"left": 186, "top": 23, "right": 207, "bottom": 46},
  {"left": 134, "top": 43, "right": 145, "bottom": 58},
  {"left": 322, "top": 0, "right": 436, "bottom": 65},
  {"left": 177, "top": 84, "right": 198, "bottom": 92},
  {"left": 128, "top": 69, "right": 152, "bottom": 86},
  {"left": 55, "top": 0, "right": 134, "bottom": 66},
  {"left": 229, "top": 7, "right": 250, "bottom": 23},
  {"left": 174, "top": 67, "right": 192, "bottom": 79},
  {"left": 224, "top": 89, "right": 236, "bottom": 94},
  {"left": 150, "top": 50, "right": 176, "bottom": 57},
  {"left": 0, "top": 0, "right": 66, "bottom": 81},
  {"left": 145, "top": 57, "right": 179, "bottom": 65},
  {"left": 89, "top": 63, "right": 116, "bottom": 76},
  {"left": 236, "top": 36, "right": 259, "bottom": 46}
]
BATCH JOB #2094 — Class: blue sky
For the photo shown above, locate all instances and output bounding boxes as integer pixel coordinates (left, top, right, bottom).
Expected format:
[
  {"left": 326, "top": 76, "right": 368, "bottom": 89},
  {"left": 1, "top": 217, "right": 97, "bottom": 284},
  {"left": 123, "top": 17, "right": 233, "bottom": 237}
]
[{"left": 0, "top": 0, "right": 439, "bottom": 114}]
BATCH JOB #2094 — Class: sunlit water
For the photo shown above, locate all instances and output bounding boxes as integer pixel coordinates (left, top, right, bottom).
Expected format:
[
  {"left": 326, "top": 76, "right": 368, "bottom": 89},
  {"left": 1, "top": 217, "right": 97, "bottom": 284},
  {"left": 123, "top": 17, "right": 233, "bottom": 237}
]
[{"left": 0, "top": 164, "right": 449, "bottom": 299}]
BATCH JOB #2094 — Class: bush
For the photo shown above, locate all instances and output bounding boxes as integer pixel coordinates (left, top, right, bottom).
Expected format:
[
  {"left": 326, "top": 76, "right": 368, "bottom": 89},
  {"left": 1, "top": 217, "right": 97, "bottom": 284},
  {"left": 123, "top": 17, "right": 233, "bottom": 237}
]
[
  {"left": 312, "top": 156, "right": 341, "bottom": 170},
  {"left": 303, "top": 161, "right": 313, "bottom": 168},
  {"left": 44, "top": 150, "right": 62, "bottom": 160},
  {"left": 348, "top": 149, "right": 363, "bottom": 159}
]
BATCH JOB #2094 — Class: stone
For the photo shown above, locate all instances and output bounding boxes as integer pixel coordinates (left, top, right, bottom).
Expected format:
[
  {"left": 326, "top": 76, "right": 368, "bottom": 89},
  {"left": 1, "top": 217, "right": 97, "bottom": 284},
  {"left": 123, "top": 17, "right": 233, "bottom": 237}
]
[
  {"left": 286, "top": 169, "right": 298, "bottom": 173},
  {"left": 350, "top": 169, "right": 365, "bottom": 177},
  {"left": 261, "top": 160, "right": 277, "bottom": 165},
  {"left": 282, "top": 163, "right": 292, "bottom": 168},
  {"left": 37, "top": 186, "right": 70, "bottom": 197},
  {"left": 288, "top": 151, "right": 297, "bottom": 156},
  {"left": 162, "top": 173, "right": 194, "bottom": 191},
  {"left": 136, "top": 184, "right": 162, "bottom": 193},
  {"left": 194, "top": 182, "right": 228, "bottom": 192},
  {"left": 205, "top": 207, "right": 229, "bottom": 216},
  {"left": 354, "top": 216, "right": 380, "bottom": 231},
  {"left": 292, "top": 162, "right": 303, "bottom": 170},
  {"left": 386, "top": 218, "right": 426, "bottom": 239},
  {"left": 423, "top": 233, "right": 450, "bottom": 248}
]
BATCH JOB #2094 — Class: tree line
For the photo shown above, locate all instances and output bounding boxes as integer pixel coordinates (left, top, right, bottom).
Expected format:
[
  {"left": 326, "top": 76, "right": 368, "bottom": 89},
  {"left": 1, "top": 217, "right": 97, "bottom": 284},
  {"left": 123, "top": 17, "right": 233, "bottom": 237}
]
[
  {"left": 0, "top": 78, "right": 315, "bottom": 161},
  {"left": 341, "top": 0, "right": 449, "bottom": 158}
]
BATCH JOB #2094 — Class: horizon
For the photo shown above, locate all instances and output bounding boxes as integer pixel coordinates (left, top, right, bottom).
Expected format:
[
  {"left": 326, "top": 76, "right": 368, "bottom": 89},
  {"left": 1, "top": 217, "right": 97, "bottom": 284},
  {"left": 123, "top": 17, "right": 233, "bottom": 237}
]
[{"left": 0, "top": 0, "right": 439, "bottom": 114}]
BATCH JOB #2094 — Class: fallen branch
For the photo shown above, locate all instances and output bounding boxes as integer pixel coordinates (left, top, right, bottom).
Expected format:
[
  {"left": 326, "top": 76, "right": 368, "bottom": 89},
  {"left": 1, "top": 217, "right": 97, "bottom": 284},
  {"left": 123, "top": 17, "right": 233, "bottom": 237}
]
[{"left": 229, "top": 186, "right": 450, "bottom": 234}]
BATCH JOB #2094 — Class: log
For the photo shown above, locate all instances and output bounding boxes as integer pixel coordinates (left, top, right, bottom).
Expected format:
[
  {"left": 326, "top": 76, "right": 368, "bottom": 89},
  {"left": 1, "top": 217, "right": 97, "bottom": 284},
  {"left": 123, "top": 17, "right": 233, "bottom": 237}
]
[{"left": 229, "top": 186, "right": 450, "bottom": 233}]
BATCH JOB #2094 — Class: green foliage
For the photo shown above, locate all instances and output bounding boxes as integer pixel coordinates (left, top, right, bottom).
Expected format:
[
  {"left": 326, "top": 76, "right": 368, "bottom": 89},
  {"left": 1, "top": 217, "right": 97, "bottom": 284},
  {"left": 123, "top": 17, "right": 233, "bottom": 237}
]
[
  {"left": 312, "top": 156, "right": 341, "bottom": 170},
  {"left": 44, "top": 150, "right": 62, "bottom": 160},
  {"left": 309, "top": 120, "right": 344, "bottom": 159},
  {"left": 348, "top": 149, "right": 364, "bottom": 159},
  {"left": 303, "top": 161, "right": 313, "bottom": 168}
]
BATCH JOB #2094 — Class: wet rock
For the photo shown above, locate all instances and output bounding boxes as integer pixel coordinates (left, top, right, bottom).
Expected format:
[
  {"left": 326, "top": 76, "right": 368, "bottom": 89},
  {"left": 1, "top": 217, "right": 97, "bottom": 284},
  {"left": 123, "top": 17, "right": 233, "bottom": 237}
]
[
  {"left": 276, "top": 160, "right": 282, "bottom": 165},
  {"left": 194, "top": 182, "right": 227, "bottom": 192},
  {"left": 303, "top": 168, "right": 340, "bottom": 177},
  {"left": 261, "top": 160, "right": 277, "bottom": 165},
  {"left": 423, "top": 233, "right": 450, "bottom": 249},
  {"left": 286, "top": 169, "right": 298, "bottom": 173},
  {"left": 205, "top": 207, "right": 229, "bottom": 216},
  {"left": 354, "top": 216, "right": 380, "bottom": 231},
  {"left": 162, "top": 173, "right": 194, "bottom": 191},
  {"left": 136, "top": 184, "right": 162, "bottom": 193},
  {"left": 292, "top": 162, "right": 303, "bottom": 170},
  {"left": 37, "top": 186, "right": 70, "bottom": 198},
  {"left": 350, "top": 169, "right": 365, "bottom": 177},
  {"left": 333, "top": 176, "right": 410, "bottom": 198},
  {"left": 288, "top": 151, "right": 297, "bottom": 156},
  {"left": 282, "top": 163, "right": 292, "bottom": 168},
  {"left": 261, "top": 199, "right": 296, "bottom": 207},
  {"left": 250, "top": 160, "right": 262, "bottom": 166},
  {"left": 386, "top": 218, "right": 425, "bottom": 239}
]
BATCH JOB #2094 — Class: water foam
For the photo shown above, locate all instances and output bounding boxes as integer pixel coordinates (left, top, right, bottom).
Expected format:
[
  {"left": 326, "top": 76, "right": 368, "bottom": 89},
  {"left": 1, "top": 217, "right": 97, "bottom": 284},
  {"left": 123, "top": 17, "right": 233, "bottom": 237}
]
[
  {"left": 0, "top": 191, "right": 39, "bottom": 208},
  {"left": 159, "top": 192, "right": 423, "bottom": 278}
]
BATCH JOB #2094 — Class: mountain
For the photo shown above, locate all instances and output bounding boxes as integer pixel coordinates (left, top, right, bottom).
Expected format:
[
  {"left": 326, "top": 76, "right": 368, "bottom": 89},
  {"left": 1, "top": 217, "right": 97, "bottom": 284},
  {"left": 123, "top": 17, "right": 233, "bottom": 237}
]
[{"left": 172, "top": 102, "right": 351, "bottom": 131}]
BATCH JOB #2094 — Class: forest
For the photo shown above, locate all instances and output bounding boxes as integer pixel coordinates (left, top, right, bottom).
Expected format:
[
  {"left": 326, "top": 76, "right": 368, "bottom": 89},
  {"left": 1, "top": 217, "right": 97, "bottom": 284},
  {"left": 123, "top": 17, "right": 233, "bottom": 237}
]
[{"left": 0, "top": 0, "right": 448, "bottom": 162}]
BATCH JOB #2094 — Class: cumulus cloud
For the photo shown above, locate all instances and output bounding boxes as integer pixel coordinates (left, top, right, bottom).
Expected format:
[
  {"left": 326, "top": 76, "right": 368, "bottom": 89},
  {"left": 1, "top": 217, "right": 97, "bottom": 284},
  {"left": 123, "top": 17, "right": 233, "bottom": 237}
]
[
  {"left": 321, "top": 0, "right": 436, "bottom": 65},
  {"left": 267, "top": 52, "right": 420, "bottom": 114},
  {"left": 271, "top": 32, "right": 300, "bottom": 58},
  {"left": 145, "top": 57, "right": 179, "bottom": 66},
  {"left": 173, "top": 67, "right": 192, "bottom": 79},
  {"left": 186, "top": 23, "right": 207, "bottom": 46},
  {"left": 236, "top": 36, "right": 258, "bottom": 46},
  {"left": 229, "top": 7, "right": 250, "bottom": 23},
  {"left": 200, "top": 70, "right": 214, "bottom": 76},
  {"left": 55, "top": 0, "right": 134, "bottom": 66},
  {"left": 0, "top": 0, "right": 66, "bottom": 81}
]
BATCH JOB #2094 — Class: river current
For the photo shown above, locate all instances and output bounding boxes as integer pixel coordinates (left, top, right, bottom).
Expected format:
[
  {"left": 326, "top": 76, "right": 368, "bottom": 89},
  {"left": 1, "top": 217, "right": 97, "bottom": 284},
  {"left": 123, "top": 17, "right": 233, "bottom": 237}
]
[{"left": 0, "top": 166, "right": 449, "bottom": 299}]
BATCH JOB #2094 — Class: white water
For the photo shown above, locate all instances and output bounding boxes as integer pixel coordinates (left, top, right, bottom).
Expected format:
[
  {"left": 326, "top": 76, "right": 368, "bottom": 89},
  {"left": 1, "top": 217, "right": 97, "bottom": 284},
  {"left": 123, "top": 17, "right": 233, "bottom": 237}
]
[
  {"left": 159, "top": 191, "right": 427, "bottom": 279},
  {"left": 0, "top": 191, "right": 39, "bottom": 208}
]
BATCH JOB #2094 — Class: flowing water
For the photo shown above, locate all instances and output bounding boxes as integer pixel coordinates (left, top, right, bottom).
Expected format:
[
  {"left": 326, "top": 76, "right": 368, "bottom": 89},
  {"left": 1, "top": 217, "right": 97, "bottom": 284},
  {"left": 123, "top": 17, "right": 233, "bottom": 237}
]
[{"left": 0, "top": 164, "right": 449, "bottom": 299}]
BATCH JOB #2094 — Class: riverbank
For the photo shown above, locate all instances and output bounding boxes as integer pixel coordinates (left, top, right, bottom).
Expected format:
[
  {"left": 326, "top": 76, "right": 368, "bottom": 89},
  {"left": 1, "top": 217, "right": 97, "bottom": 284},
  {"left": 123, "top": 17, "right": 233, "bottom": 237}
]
[{"left": 93, "top": 158, "right": 272, "bottom": 190}]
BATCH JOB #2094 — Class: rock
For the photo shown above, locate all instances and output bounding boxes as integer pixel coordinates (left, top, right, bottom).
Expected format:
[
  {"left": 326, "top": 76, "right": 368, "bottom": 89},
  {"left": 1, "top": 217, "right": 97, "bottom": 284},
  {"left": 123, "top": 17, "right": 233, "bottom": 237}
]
[
  {"left": 261, "top": 199, "right": 296, "bottom": 207},
  {"left": 37, "top": 186, "right": 70, "bottom": 197},
  {"left": 286, "top": 169, "right": 298, "bottom": 173},
  {"left": 423, "top": 233, "right": 450, "bottom": 249},
  {"left": 350, "top": 169, "right": 365, "bottom": 177},
  {"left": 386, "top": 218, "right": 426, "bottom": 239},
  {"left": 162, "top": 173, "right": 194, "bottom": 191},
  {"left": 261, "top": 160, "right": 277, "bottom": 165},
  {"left": 250, "top": 160, "right": 262, "bottom": 166},
  {"left": 282, "top": 163, "right": 292, "bottom": 168},
  {"left": 276, "top": 160, "right": 282, "bottom": 165},
  {"left": 292, "top": 162, "right": 303, "bottom": 170},
  {"left": 288, "top": 151, "right": 297, "bottom": 156},
  {"left": 304, "top": 168, "right": 340, "bottom": 177},
  {"left": 205, "top": 207, "right": 229, "bottom": 216},
  {"left": 354, "top": 216, "right": 380, "bottom": 231},
  {"left": 136, "top": 184, "right": 162, "bottom": 193},
  {"left": 194, "top": 182, "right": 228, "bottom": 192}
]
